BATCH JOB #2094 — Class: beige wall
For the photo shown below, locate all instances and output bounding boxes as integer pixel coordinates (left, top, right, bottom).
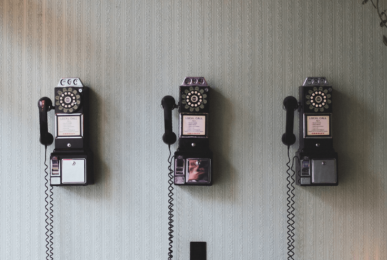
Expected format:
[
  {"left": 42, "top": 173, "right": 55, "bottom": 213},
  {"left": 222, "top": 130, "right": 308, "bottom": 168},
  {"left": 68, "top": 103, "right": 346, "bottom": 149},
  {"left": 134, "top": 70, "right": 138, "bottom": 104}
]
[{"left": 0, "top": 0, "right": 386, "bottom": 259}]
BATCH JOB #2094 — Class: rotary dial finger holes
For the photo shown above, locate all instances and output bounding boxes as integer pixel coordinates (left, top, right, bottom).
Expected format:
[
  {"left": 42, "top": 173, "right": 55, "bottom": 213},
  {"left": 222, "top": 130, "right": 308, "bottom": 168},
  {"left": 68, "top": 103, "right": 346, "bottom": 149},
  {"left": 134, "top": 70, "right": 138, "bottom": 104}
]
[
  {"left": 186, "top": 90, "right": 204, "bottom": 108},
  {"left": 306, "top": 90, "right": 331, "bottom": 111},
  {"left": 56, "top": 88, "right": 81, "bottom": 112}
]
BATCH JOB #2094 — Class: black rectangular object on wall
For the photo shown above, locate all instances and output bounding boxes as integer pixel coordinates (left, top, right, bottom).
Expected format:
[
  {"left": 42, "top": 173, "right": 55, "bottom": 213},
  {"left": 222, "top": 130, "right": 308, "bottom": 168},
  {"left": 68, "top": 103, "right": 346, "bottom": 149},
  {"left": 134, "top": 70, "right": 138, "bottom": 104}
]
[{"left": 190, "top": 242, "right": 206, "bottom": 260}]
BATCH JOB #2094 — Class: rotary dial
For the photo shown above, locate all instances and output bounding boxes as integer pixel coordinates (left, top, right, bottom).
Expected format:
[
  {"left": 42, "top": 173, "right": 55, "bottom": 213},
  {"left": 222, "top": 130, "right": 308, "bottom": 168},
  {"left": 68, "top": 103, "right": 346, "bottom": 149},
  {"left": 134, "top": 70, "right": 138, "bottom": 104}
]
[
  {"left": 181, "top": 86, "right": 208, "bottom": 112},
  {"left": 305, "top": 87, "right": 331, "bottom": 112},
  {"left": 55, "top": 87, "right": 81, "bottom": 113}
]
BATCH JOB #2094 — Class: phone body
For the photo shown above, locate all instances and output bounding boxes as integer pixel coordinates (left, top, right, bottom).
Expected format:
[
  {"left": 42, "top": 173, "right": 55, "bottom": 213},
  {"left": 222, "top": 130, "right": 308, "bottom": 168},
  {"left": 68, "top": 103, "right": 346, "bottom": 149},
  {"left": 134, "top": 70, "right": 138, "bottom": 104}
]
[
  {"left": 295, "top": 77, "right": 338, "bottom": 186},
  {"left": 162, "top": 77, "right": 213, "bottom": 186},
  {"left": 38, "top": 78, "right": 93, "bottom": 186}
]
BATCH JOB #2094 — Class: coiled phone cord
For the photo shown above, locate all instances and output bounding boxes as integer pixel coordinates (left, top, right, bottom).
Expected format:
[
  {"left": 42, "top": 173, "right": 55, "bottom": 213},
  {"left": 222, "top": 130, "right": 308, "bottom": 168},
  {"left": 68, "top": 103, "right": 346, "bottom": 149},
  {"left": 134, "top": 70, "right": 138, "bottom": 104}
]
[
  {"left": 167, "top": 145, "right": 175, "bottom": 260},
  {"left": 44, "top": 145, "right": 54, "bottom": 260},
  {"left": 286, "top": 146, "right": 296, "bottom": 260}
]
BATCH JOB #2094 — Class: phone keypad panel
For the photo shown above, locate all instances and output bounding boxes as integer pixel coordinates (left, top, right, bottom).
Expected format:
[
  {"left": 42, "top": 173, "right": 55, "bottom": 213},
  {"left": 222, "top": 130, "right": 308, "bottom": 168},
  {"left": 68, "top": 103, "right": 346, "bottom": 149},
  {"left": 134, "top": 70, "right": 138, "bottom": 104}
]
[{"left": 55, "top": 87, "right": 81, "bottom": 113}]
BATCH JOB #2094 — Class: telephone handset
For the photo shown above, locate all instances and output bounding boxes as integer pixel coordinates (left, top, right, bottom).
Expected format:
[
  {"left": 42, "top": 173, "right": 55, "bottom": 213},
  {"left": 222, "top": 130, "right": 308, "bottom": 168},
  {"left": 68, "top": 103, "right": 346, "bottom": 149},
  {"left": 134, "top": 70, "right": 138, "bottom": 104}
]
[
  {"left": 162, "top": 77, "right": 213, "bottom": 186},
  {"left": 162, "top": 95, "right": 178, "bottom": 145},
  {"left": 283, "top": 77, "right": 338, "bottom": 186},
  {"left": 282, "top": 96, "right": 298, "bottom": 146},
  {"left": 38, "top": 97, "right": 54, "bottom": 146},
  {"left": 38, "top": 78, "right": 93, "bottom": 186}
]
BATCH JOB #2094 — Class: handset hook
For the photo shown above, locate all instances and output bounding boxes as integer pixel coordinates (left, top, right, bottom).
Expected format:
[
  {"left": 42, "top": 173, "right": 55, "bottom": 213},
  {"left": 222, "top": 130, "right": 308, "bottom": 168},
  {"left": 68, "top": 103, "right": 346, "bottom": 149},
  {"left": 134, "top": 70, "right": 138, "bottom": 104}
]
[
  {"left": 161, "top": 95, "right": 177, "bottom": 145},
  {"left": 38, "top": 97, "right": 54, "bottom": 146},
  {"left": 282, "top": 96, "right": 298, "bottom": 146}
]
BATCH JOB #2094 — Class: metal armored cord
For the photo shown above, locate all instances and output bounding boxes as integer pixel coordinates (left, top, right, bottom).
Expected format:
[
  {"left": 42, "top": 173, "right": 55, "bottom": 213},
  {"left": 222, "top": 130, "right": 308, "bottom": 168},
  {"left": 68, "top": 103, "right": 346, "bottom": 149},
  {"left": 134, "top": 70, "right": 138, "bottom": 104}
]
[
  {"left": 286, "top": 146, "right": 296, "bottom": 260},
  {"left": 167, "top": 145, "right": 174, "bottom": 260},
  {"left": 44, "top": 145, "right": 54, "bottom": 260}
]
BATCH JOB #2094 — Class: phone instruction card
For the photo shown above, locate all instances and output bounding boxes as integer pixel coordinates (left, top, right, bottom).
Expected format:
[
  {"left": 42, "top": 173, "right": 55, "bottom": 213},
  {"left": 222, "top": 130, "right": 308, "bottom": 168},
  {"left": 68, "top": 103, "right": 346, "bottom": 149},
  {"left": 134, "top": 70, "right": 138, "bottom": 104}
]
[
  {"left": 182, "top": 115, "right": 206, "bottom": 136},
  {"left": 57, "top": 116, "right": 81, "bottom": 136},
  {"left": 307, "top": 115, "right": 330, "bottom": 136}
]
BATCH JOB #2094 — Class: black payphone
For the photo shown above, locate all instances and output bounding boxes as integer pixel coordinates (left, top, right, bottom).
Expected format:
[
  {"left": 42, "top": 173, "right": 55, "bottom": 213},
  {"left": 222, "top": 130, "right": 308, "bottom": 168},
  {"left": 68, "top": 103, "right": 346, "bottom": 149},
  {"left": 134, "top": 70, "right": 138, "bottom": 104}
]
[
  {"left": 162, "top": 77, "right": 213, "bottom": 186},
  {"left": 282, "top": 77, "right": 338, "bottom": 259},
  {"left": 38, "top": 78, "right": 93, "bottom": 186},
  {"left": 161, "top": 77, "right": 212, "bottom": 259},
  {"left": 282, "top": 77, "right": 338, "bottom": 186},
  {"left": 38, "top": 78, "right": 93, "bottom": 259}
]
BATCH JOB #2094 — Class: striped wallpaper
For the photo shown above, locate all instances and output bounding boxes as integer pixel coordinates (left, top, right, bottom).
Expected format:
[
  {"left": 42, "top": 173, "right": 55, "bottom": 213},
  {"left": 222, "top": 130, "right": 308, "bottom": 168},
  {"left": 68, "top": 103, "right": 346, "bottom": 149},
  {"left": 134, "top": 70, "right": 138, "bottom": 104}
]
[{"left": 0, "top": 0, "right": 386, "bottom": 259}]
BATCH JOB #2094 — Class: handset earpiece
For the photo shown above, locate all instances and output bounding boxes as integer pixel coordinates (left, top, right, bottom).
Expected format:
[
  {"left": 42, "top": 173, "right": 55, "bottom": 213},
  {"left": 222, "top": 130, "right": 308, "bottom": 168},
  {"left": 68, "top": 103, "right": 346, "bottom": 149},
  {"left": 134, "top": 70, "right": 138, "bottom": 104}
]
[
  {"left": 38, "top": 97, "right": 54, "bottom": 146},
  {"left": 161, "top": 95, "right": 177, "bottom": 145},
  {"left": 282, "top": 96, "right": 299, "bottom": 146}
]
